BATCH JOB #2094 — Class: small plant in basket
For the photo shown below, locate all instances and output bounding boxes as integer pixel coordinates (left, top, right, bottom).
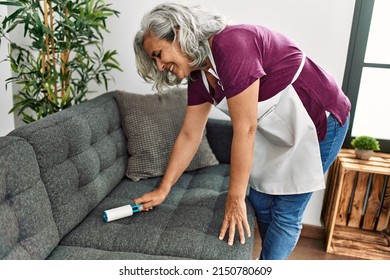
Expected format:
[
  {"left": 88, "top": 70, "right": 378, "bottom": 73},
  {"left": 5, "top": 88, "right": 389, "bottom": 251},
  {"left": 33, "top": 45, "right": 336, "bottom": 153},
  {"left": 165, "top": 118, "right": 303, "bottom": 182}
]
[{"left": 350, "top": 135, "right": 380, "bottom": 160}]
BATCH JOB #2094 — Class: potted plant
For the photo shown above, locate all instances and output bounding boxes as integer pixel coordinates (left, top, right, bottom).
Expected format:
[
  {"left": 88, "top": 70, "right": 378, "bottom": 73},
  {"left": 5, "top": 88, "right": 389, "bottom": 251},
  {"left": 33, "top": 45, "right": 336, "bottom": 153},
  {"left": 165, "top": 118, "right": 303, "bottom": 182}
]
[
  {"left": 0, "top": 0, "right": 122, "bottom": 123},
  {"left": 350, "top": 135, "right": 380, "bottom": 160}
]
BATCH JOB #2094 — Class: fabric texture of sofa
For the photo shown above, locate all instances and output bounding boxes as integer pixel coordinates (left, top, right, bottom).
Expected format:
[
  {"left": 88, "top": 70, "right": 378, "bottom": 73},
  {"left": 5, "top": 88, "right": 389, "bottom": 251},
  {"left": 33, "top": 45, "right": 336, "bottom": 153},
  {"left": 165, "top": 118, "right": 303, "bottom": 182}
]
[{"left": 0, "top": 89, "right": 255, "bottom": 260}]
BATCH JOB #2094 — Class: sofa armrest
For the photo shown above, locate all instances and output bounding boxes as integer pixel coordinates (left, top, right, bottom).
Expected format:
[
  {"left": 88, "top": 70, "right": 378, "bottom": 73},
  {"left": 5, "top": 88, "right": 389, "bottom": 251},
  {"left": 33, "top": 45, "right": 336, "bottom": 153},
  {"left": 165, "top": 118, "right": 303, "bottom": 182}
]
[{"left": 206, "top": 118, "right": 233, "bottom": 164}]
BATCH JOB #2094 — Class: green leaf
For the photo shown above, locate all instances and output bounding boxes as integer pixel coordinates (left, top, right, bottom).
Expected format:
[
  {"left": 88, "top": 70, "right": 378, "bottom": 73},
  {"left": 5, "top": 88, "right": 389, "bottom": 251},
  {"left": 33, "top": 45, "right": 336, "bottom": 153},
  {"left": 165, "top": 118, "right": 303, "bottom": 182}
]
[
  {"left": 6, "top": 19, "right": 25, "bottom": 33},
  {"left": 0, "top": 1, "right": 23, "bottom": 7},
  {"left": 2, "top": 7, "right": 25, "bottom": 26}
]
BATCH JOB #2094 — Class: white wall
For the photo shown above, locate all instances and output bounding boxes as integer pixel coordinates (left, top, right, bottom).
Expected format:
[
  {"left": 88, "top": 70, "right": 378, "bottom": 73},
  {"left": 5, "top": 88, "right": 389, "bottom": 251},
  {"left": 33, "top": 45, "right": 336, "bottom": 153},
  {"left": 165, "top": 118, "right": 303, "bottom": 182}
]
[
  {"left": 0, "top": 5, "right": 15, "bottom": 136},
  {"left": 0, "top": 0, "right": 355, "bottom": 226}
]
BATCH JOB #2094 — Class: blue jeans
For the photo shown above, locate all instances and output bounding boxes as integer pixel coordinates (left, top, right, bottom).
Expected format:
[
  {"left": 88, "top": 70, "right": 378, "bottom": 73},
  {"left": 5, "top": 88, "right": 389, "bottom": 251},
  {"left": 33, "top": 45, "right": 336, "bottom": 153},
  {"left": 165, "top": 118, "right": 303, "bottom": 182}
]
[{"left": 249, "top": 114, "right": 349, "bottom": 260}]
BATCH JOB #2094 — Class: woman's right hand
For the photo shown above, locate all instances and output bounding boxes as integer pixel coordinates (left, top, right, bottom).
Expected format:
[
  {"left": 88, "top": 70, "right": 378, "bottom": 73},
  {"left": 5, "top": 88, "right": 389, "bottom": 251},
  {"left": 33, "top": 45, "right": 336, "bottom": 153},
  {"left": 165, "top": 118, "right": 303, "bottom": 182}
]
[{"left": 134, "top": 186, "right": 170, "bottom": 211}]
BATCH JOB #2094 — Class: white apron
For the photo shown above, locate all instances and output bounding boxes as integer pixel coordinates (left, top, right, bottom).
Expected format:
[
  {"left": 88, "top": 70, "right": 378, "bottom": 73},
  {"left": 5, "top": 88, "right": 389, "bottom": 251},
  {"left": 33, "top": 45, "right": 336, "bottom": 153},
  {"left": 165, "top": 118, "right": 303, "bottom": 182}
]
[{"left": 201, "top": 49, "right": 325, "bottom": 195}]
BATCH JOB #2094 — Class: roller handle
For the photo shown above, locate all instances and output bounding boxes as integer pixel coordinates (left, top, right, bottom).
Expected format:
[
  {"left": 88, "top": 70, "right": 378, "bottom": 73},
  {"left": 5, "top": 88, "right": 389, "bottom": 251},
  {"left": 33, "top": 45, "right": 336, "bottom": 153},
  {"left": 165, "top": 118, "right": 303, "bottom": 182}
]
[{"left": 103, "top": 204, "right": 142, "bottom": 223}]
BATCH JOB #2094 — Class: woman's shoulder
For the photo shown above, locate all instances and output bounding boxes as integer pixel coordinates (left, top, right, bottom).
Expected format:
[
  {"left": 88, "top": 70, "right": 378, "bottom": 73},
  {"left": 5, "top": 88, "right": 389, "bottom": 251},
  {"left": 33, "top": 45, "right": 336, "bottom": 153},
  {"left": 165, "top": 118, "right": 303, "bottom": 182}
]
[
  {"left": 216, "top": 24, "right": 291, "bottom": 44},
  {"left": 212, "top": 25, "right": 256, "bottom": 51},
  {"left": 213, "top": 24, "right": 273, "bottom": 50},
  {"left": 217, "top": 24, "right": 272, "bottom": 38}
]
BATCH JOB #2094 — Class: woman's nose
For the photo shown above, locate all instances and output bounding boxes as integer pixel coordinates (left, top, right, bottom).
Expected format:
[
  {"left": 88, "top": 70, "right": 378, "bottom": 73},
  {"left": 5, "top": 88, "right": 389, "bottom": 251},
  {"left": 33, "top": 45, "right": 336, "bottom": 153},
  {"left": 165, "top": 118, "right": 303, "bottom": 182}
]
[{"left": 155, "top": 59, "right": 165, "bottom": 72}]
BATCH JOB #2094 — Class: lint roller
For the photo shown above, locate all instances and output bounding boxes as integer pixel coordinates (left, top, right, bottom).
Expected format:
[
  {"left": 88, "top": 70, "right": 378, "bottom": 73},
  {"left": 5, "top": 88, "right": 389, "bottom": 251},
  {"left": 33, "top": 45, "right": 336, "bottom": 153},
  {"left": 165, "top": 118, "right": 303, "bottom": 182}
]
[{"left": 103, "top": 204, "right": 142, "bottom": 223}]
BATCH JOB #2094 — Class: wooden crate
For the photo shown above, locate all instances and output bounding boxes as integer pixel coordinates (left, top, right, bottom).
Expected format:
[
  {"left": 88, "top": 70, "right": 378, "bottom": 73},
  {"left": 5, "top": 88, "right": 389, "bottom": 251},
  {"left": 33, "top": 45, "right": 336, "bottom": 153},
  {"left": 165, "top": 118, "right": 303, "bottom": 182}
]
[{"left": 322, "top": 149, "right": 390, "bottom": 260}]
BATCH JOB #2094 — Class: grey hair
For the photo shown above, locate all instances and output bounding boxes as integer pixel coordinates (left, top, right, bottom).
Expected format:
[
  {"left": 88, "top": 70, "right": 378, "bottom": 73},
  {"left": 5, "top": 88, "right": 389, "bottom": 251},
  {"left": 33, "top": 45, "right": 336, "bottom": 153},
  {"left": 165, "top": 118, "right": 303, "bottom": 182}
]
[{"left": 133, "top": 2, "right": 228, "bottom": 92}]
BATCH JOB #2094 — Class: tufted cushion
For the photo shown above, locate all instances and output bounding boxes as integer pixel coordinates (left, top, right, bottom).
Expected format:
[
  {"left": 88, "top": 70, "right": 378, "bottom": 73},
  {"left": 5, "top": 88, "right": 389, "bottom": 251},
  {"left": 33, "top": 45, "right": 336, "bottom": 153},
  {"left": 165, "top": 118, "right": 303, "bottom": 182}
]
[
  {"left": 48, "top": 164, "right": 255, "bottom": 260},
  {"left": 8, "top": 92, "right": 128, "bottom": 240},
  {"left": 115, "top": 88, "right": 219, "bottom": 181},
  {"left": 0, "top": 136, "right": 59, "bottom": 259}
]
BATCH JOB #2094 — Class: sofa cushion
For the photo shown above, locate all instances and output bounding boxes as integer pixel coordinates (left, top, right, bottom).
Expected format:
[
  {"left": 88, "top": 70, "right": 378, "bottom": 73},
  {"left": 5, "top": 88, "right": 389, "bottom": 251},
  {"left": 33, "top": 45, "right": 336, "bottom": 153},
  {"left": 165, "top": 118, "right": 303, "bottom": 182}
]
[
  {"left": 0, "top": 136, "right": 59, "bottom": 259},
  {"left": 53, "top": 164, "right": 255, "bottom": 259},
  {"left": 115, "top": 88, "right": 219, "bottom": 181},
  {"left": 8, "top": 92, "right": 128, "bottom": 240}
]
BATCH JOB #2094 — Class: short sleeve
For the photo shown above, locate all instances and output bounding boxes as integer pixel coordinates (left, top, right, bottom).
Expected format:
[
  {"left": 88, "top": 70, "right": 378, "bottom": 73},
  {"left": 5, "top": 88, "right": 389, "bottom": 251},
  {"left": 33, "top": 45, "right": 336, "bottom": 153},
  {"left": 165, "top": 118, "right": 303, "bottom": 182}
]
[{"left": 187, "top": 71, "right": 214, "bottom": 106}]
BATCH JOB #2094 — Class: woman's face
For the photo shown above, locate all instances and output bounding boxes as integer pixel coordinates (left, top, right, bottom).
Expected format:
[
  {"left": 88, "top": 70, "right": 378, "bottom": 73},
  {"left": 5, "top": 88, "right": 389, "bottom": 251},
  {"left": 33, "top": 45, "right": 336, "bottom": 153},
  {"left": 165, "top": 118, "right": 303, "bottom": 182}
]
[{"left": 143, "top": 34, "right": 194, "bottom": 81}]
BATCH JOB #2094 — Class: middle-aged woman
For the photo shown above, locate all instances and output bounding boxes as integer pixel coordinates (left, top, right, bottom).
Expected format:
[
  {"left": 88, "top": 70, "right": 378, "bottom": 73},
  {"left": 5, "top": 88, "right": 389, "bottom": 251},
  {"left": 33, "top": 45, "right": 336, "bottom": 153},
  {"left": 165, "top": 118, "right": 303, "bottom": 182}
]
[{"left": 133, "top": 2, "right": 351, "bottom": 260}]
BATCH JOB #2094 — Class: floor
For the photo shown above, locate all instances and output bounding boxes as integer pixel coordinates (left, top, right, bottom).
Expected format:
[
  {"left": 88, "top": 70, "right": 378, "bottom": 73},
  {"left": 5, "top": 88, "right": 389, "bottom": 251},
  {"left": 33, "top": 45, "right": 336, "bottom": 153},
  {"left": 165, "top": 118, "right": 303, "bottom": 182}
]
[{"left": 252, "top": 223, "right": 363, "bottom": 260}]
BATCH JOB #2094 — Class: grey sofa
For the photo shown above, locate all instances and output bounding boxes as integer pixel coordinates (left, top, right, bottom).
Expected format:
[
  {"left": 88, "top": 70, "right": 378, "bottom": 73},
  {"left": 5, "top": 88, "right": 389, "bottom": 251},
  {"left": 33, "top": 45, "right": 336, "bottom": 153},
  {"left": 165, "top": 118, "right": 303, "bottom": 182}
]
[{"left": 0, "top": 91, "right": 255, "bottom": 260}]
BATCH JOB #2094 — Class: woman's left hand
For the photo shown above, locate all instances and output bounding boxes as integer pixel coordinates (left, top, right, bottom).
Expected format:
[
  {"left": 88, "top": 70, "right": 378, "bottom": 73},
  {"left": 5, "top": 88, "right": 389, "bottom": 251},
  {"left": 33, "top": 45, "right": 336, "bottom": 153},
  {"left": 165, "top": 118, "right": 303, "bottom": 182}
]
[{"left": 219, "top": 194, "right": 251, "bottom": 245}]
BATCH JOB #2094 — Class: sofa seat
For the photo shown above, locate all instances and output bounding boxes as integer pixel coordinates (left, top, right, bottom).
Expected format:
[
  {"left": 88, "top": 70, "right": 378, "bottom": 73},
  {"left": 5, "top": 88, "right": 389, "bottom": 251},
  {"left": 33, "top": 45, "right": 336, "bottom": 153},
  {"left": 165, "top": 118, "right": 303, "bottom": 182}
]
[{"left": 48, "top": 164, "right": 254, "bottom": 260}]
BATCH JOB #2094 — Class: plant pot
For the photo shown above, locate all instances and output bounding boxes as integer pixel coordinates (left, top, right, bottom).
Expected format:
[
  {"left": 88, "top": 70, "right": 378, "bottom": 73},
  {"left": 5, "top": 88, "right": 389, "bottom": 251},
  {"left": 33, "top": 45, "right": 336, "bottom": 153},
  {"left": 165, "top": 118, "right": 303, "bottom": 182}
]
[{"left": 354, "top": 148, "right": 373, "bottom": 160}]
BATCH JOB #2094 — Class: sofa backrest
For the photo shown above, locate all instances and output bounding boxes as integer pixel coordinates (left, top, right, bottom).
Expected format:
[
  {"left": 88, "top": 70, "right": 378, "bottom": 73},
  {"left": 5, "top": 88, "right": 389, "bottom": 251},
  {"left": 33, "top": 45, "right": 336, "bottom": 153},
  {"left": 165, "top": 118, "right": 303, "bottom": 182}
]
[
  {"left": 5, "top": 91, "right": 128, "bottom": 244},
  {"left": 0, "top": 136, "right": 59, "bottom": 259}
]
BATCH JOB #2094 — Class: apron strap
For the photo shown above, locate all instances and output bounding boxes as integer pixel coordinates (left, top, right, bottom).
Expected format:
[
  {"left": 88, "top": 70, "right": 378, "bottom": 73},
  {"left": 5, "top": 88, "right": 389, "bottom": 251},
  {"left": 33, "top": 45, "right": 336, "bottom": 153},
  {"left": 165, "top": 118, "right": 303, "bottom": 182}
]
[
  {"left": 290, "top": 52, "right": 306, "bottom": 85},
  {"left": 201, "top": 43, "right": 224, "bottom": 96},
  {"left": 201, "top": 70, "right": 210, "bottom": 93},
  {"left": 206, "top": 43, "right": 219, "bottom": 78}
]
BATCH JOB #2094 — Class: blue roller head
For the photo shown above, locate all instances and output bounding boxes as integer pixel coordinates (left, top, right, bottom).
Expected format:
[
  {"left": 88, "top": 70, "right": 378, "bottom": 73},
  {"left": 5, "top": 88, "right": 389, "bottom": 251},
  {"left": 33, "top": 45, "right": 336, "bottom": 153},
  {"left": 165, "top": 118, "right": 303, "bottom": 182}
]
[
  {"left": 102, "top": 211, "right": 108, "bottom": 223},
  {"left": 132, "top": 204, "right": 142, "bottom": 213}
]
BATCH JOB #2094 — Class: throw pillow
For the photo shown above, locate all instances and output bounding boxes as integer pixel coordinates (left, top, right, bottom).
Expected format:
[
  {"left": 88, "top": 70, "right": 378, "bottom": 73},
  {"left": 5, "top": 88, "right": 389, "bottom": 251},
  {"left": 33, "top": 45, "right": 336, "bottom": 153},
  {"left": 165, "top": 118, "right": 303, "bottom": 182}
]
[{"left": 115, "top": 88, "right": 219, "bottom": 181}]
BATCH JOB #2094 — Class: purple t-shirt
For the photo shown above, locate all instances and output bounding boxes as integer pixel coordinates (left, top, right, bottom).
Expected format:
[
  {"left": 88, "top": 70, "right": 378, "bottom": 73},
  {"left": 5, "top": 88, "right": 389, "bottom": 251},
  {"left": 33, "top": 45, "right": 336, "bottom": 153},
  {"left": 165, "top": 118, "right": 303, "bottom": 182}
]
[{"left": 187, "top": 24, "right": 351, "bottom": 140}]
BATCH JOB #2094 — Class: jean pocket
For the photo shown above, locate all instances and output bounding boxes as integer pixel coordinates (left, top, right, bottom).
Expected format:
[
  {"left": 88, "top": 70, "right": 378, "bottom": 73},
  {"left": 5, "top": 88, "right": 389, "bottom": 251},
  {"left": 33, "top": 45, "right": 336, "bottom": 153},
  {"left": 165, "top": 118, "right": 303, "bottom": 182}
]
[{"left": 257, "top": 109, "right": 294, "bottom": 147}]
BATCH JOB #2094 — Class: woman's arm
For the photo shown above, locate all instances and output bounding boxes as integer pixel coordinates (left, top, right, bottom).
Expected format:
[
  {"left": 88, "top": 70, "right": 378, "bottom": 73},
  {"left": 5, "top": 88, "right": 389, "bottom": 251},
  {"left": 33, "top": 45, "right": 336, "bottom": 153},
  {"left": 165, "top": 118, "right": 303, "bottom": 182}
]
[
  {"left": 219, "top": 79, "right": 260, "bottom": 245},
  {"left": 134, "top": 101, "right": 212, "bottom": 210}
]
